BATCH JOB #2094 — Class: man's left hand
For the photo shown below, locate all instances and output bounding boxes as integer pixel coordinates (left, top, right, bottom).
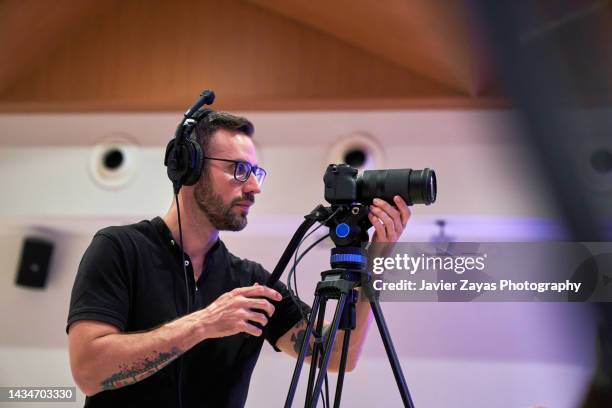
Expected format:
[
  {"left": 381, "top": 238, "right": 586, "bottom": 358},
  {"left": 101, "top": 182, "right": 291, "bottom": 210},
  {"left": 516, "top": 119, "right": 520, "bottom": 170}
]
[{"left": 368, "top": 196, "right": 411, "bottom": 243}]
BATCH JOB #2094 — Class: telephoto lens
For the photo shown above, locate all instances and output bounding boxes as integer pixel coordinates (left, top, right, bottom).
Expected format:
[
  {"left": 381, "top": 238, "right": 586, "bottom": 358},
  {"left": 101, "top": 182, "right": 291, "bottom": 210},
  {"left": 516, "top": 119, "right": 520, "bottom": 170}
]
[{"left": 359, "top": 168, "right": 437, "bottom": 205}]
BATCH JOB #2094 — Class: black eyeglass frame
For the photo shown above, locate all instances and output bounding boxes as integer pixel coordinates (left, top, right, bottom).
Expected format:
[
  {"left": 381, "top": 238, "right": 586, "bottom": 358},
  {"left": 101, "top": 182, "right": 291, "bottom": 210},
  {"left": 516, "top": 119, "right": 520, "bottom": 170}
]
[{"left": 203, "top": 156, "right": 267, "bottom": 185}]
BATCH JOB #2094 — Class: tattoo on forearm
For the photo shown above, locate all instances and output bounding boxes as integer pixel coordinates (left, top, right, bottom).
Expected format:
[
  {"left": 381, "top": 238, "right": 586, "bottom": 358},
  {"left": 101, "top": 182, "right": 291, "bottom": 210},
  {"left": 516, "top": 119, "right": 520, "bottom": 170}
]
[
  {"left": 321, "top": 324, "right": 331, "bottom": 344},
  {"left": 290, "top": 320, "right": 313, "bottom": 356},
  {"left": 290, "top": 321, "right": 334, "bottom": 357},
  {"left": 100, "top": 347, "right": 182, "bottom": 391}
]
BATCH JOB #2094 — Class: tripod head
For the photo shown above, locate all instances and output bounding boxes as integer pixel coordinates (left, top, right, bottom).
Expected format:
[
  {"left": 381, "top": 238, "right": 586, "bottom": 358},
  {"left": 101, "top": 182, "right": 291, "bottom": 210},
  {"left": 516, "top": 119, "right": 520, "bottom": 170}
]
[
  {"left": 304, "top": 203, "right": 371, "bottom": 270},
  {"left": 324, "top": 204, "right": 371, "bottom": 248}
]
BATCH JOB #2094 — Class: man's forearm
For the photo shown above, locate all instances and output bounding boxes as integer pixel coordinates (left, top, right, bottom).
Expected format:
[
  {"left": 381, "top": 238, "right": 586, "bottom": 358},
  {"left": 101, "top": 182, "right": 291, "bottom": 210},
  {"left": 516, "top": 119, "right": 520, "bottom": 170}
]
[
  {"left": 323, "top": 247, "right": 393, "bottom": 370},
  {"left": 72, "top": 284, "right": 281, "bottom": 396},
  {"left": 74, "top": 315, "right": 203, "bottom": 396},
  {"left": 323, "top": 289, "right": 373, "bottom": 371},
  {"left": 335, "top": 242, "right": 393, "bottom": 362}
]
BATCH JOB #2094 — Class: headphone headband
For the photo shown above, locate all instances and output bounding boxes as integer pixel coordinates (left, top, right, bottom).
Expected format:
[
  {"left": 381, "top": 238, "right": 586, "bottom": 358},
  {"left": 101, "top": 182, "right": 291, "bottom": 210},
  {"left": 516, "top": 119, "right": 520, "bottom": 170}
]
[{"left": 164, "top": 90, "right": 216, "bottom": 194}]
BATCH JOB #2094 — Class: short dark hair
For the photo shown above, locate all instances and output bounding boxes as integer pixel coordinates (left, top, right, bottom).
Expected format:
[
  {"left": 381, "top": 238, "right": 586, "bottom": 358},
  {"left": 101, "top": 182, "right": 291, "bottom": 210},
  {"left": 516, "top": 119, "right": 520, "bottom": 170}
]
[{"left": 194, "top": 111, "right": 255, "bottom": 157}]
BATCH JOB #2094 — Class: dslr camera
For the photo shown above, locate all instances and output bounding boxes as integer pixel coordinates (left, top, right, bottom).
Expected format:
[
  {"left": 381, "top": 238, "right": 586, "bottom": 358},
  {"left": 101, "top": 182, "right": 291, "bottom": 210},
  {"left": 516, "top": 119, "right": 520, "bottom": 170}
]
[{"left": 323, "top": 164, "right": 437, "bottom": 206}]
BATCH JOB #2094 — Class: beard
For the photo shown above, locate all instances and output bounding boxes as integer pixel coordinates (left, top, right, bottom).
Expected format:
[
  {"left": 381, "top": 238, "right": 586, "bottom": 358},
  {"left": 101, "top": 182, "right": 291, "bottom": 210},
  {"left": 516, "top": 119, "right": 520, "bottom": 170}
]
[{"left": 193, "top": 172, "right": 254, "bottom": 231}]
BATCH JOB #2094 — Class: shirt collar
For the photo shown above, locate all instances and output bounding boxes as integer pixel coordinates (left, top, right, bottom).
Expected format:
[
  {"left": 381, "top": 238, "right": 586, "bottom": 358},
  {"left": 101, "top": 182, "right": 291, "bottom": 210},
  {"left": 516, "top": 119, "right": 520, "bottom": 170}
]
[{"left": 151, "top": 216, "right": 223, "bottom": 260}]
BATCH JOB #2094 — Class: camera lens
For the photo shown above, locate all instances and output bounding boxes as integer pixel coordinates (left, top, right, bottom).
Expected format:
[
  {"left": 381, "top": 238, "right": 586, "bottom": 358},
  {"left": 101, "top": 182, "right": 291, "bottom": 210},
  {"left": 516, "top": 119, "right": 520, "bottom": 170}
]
[
  {"left": 410, "top": 168, "right": 437, "bottom": 205},
  {"left": 359, "top": 168, "right": 437, "bottom": 206}
]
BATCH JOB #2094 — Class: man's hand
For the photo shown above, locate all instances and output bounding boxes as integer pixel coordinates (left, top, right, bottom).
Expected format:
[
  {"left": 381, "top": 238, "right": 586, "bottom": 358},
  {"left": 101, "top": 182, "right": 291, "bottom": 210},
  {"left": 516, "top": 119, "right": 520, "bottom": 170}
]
[
  {"left": 368, "top": 196, "right": 411, "bottom": 243},
  {"left": 194, "top": 284, "right": 282, "bottom": 338}
]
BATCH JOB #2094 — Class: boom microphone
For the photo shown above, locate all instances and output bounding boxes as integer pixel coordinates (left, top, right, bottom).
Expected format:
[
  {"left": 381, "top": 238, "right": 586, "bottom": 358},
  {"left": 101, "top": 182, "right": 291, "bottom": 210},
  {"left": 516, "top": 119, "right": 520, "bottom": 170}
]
[{"left": 184, "top": 90, "right": 215, "bottom": 119}]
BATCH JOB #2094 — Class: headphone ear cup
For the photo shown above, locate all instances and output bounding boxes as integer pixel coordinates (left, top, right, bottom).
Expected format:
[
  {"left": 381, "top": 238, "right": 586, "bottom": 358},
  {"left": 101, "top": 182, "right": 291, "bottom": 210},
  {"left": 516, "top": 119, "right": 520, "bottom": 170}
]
[
  {"left": 165, "top": 108, "right": 211, "bottom": 190},
  {"left": 164, "top": 139, "right": 183, "bottom": 185},
  {"left": 182, "top": 138, "right": 203, "bottom": 186}
]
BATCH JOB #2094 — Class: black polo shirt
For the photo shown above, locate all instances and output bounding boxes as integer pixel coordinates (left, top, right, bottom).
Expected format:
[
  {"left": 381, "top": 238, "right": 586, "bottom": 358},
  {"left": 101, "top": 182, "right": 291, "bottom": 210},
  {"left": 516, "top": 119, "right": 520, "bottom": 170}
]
[{"left": 67, "top": 217, "right": 308, "bottom": 407}]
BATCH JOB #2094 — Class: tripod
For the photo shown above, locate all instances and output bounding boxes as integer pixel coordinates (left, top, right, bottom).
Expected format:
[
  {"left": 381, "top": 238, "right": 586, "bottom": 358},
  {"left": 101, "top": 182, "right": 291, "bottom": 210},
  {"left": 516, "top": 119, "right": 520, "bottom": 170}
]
[{"left": 281, "top": 205, "right": 415, "bottom": 408}]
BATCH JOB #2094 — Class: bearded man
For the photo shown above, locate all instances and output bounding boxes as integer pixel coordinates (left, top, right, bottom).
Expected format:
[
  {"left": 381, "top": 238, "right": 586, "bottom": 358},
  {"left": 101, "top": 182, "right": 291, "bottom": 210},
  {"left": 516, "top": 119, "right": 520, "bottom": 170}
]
[{"left": 66, "top": 112, "right": 410, "bottom": 407}]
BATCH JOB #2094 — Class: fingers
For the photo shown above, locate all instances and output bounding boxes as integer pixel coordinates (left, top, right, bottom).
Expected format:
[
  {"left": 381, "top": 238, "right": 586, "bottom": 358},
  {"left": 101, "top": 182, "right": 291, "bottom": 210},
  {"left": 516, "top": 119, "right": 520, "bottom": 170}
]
[
  {"left": 370, "top": 206, "right": 396, "bottom": 240},
  {"left": 246, "top": 298, "right": 276, "bottom": 317},
  {"left": 393, "top": 196, "right": 411, "bottom": 227},
  {"left": 244, "top": 309, "right": 269, "bottom": 327},
  {"left": 376, "top": 198, "right": 403, "bottom": 233},
  {"left": 240, "top": 321, "right": 263, "bottom": 337},
  {"left": 369, "top": 199, "right": 397, "bottom": 241},
  {"left": 234, "top": 284, "right": 282, "bottom": 302},
  {"left": 233, "top": 285, "right": 279, "bottom": 317},
  {"left": 204, "top": 284, "right": 283, "bottom": 339},
  {"left": 369, "top": 196, "right": 411, "bottom": 242},
  {"left": 368, "top": 211, "right": 387, "bottom": 240}
]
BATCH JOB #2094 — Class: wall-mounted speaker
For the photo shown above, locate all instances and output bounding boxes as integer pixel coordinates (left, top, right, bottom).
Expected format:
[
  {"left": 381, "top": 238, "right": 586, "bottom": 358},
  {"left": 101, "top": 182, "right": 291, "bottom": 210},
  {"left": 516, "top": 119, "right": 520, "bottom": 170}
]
[{"left": 15, "top": 237, "right": 54, "bottom": 289}]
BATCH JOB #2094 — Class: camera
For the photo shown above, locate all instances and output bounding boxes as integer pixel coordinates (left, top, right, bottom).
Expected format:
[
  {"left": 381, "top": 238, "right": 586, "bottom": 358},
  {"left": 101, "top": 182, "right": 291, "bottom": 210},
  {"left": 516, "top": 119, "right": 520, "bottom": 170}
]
[{"left": 323, "top": 163, "right": 437, "bottom": 206}]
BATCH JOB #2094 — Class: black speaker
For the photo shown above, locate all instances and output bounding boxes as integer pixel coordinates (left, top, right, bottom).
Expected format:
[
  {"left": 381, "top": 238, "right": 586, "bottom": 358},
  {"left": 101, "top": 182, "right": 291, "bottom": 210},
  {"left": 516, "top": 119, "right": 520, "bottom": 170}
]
[{"left": 15, "top": 237, "right": 54, "bottom": 288}]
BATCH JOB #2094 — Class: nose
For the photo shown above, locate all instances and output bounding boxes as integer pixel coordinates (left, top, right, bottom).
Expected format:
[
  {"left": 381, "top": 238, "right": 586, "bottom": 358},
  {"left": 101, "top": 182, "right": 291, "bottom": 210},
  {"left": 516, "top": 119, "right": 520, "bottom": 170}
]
[{"left": 243, "top": 171, "right": 262, "bottom": 195}]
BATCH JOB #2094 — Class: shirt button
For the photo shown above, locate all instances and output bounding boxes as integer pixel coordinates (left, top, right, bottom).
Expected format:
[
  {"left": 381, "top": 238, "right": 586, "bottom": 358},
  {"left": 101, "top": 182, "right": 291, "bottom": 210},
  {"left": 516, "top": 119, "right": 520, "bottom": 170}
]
[{"left": 185, "top": 260, "right": 190, "bottom": 266}]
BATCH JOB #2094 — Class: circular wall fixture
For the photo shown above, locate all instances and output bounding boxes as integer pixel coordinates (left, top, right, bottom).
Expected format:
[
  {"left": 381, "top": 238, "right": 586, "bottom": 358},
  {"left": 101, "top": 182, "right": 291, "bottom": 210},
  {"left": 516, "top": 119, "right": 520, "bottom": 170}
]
[
  {"left": 89, "top": 134, "right": 140, "bottom": 190},
  {"left": 578, "top": 143, "right": 612, "bottom": 193},
  {"left": 590, "top": 149, "right": 612, "bottom": 175},
  {"left": 327, "top": 132, "right": 384, "bottom": 171}
]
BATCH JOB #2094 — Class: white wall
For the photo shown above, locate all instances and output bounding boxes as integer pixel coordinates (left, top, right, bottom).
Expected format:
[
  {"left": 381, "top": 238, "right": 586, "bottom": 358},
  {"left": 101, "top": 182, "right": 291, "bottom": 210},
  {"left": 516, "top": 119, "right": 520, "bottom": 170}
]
[{"left": 0, "top": 110, "right": 596, "bottom": 407}]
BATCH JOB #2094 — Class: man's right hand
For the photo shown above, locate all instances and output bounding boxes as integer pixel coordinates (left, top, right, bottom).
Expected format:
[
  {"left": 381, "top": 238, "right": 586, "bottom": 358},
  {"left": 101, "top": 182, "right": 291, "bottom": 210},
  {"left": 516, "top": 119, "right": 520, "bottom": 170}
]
[{"left": 193, "top": 283, "right": 282, "bottom": 338}]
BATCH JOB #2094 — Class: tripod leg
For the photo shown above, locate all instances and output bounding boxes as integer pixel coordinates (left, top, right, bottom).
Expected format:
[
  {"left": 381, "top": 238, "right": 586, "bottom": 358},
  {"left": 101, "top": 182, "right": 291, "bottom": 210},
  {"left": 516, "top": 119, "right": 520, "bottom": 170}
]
[
  {"left": 370, "top": 299, "right": 415, "bottom": 408},
  {"left": 332, "top": 329, "right": 351, "bottom": 408},
  {"left": 285, "top": 294, "right": 322, "bottom": 408},
  {"left": 309, "top": 293, "right": 347, "bottom": 408},
  {"left": 305, "top": 297, "right": 328, "bottom": 408}
]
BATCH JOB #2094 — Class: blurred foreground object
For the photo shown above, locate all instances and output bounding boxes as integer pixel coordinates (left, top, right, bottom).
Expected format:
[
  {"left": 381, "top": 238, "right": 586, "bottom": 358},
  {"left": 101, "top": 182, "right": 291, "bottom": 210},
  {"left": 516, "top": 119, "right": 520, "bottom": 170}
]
[{"left": 470, "top": 0, "right": 612, "bottom": 406}]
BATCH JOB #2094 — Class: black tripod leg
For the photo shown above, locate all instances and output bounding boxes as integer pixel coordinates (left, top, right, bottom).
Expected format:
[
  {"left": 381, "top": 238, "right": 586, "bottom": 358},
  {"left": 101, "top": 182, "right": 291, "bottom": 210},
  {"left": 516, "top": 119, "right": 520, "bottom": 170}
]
[
  {"left": 332, "top": 329, "right": 351, "bottom": 408},
  {"left": 305, "top": 297, "right": 328, "bottom": 408},
  {"left": 309, "top": 293, "right": 347, "bottom": 408},
  {"left": 370, "top": 299, "right": 415, "bottom": 408},
  {"left": 285, "top": 294, "right": 322, "bottom": 408}
]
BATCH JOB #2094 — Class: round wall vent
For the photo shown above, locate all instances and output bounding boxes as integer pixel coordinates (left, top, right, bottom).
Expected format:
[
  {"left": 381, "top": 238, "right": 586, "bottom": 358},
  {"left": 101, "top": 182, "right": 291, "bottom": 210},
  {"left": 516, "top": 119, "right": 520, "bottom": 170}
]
[
  {"left": 327, "top": 132, "right": 384, "bottom": 171},
  {"left": 580, "top": 143, "right": 612, "bottom": 193},
  {"left": 89, "top": 134, "right": 140, "bottom": 190}
]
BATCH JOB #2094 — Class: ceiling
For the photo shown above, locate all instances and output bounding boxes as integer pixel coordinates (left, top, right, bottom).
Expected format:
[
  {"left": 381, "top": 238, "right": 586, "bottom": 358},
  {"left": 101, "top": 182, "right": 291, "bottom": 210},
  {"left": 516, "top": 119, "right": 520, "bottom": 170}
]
[{"left": 0, "top": 0, "right": 609, "bottom": 112}]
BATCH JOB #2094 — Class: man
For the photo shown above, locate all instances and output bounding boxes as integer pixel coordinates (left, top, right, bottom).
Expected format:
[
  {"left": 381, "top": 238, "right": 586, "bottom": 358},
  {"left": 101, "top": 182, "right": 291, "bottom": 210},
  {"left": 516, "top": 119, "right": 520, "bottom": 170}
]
[{"left": 67, "top": 112, "right": 410, "bottom": 407}]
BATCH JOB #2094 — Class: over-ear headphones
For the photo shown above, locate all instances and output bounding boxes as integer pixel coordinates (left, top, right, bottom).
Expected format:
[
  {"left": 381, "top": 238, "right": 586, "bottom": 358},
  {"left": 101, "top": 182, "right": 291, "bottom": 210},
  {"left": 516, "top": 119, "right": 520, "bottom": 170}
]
[{"left": 164, "top": 90, "right": 216, "bottom": 194}]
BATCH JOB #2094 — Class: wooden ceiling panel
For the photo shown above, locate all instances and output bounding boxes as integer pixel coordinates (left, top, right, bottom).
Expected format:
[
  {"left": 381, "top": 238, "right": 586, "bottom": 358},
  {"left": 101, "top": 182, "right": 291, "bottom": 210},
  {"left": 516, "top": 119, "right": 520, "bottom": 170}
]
[
  {"left": 0, "top": 0, "right": 466, "bottom": 112},
  {"left": 247, "top": 0, "right": 482, "bottom": 94},
  {"left": 0, "top": 0, "right": 119, "bottom": 95}
]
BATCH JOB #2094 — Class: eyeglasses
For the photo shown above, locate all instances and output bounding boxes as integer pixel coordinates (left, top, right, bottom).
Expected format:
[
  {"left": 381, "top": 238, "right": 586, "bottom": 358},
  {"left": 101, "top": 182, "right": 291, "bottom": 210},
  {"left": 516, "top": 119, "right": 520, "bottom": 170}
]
[{"left": 203, "top": 156, "right": 267, "bottom": 186}]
